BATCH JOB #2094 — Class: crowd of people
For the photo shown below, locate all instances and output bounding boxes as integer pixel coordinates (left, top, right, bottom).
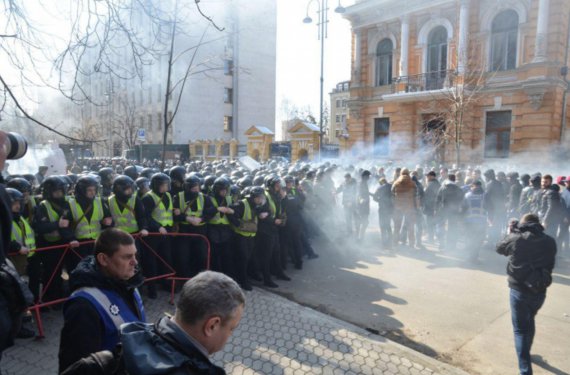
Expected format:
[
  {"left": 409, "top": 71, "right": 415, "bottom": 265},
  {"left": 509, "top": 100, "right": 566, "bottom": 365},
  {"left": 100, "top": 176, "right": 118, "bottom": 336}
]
[{"left": 1, "top": 154, "right": 567, "bottom": 375}]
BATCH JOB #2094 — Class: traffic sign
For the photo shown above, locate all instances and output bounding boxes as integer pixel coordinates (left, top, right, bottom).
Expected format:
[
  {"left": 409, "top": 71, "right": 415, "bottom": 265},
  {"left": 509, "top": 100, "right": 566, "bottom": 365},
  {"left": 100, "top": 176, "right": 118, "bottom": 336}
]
[{"left": 137, "top": 128, "right": 146, "bottom": 141}]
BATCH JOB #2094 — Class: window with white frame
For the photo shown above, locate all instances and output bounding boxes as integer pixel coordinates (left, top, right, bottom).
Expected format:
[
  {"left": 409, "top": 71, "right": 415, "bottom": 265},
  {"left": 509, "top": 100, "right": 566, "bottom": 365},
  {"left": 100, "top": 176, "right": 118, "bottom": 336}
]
[
  {"left": 490, "top": 10, "right": 518, "bottom": 71},
  {"left": 375, "top": 39, "right": 393, "bottom": 86}
]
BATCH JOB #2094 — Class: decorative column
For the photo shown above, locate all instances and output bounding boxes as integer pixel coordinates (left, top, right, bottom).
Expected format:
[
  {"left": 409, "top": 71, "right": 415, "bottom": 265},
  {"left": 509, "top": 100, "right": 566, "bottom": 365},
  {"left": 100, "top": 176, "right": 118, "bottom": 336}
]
[
  {"left": 533, "top": 0, "right": 550, "bottom": 62},
  {"left": 353, "top": 30, "right": 362, "bottom": 86},
  {"left": 399, "top": 15, "right": 410, "bottom": 77},
  {"left": 229, "top": 139, "right": 238, "bottom": 159},
  {"left": 457, "top": 0, "right": 470, "bottom": 74}
]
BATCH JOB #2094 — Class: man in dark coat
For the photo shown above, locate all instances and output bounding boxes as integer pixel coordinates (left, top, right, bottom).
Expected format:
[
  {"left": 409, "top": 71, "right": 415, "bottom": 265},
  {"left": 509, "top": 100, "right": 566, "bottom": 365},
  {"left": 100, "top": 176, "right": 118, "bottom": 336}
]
[
  {"left": 119, "top": 271, "right": 244, "bottom": 375},
  {"left": 538, "top": 175, "right": 564, "bottom": 239},
  {"left": 483, "top": 169, "right": 506, "bottom": 243},
  {"left": 436, "top": 174, "right": 464, "bottom": 250},
  {"left": 58, "top": 228, "right": 145, "bottom": 373},
  {"left": 373, "top": 178, "right": 393, "bottom": 248},
  {"left": 496, "top": 214, "right": 556, "bottom": 375},
  {"left": 423, "top": 171, "right": 441, "bottom": 242}
]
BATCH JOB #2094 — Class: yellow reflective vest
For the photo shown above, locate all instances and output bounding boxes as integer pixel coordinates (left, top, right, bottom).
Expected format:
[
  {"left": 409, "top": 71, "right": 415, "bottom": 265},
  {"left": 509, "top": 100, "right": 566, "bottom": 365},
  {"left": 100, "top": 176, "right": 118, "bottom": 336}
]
[
  {"left": 232, "top": 199, "right": 257, "bottom": 237},
  {"left": 40, "top": 200, "right": 62, "bottom": 242},
  {"left": 11, "top": 216, "right": 36, "bottom": 257},
  {"left": 209, "top": 196, "right": 232, "bottom": 225},
  {"left": 109, "top": 195, "right": 139, "bottom": 234},
  {"left": 178, "top": 192, "right": 206, "bottom": 226},
  {"left": 69, "top": 197, "right": 104, "bottom": 240},
  {"left": 146, "top": 191, "right": 173, "bottom": 227}
]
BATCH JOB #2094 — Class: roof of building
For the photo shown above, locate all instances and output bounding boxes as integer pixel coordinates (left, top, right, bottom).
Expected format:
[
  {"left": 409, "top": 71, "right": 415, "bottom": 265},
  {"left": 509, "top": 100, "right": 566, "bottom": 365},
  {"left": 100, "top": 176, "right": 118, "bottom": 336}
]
[
  {"left": 289, "top": 121, "right": 320, "bottom": 133},
  {"left": 245, "top": 125, "right": 274, "bottom": 135}
]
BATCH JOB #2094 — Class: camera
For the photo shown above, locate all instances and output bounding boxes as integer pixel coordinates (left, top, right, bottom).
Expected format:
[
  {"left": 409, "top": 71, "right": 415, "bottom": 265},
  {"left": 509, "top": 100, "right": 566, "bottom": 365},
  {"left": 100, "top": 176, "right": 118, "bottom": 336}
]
[{"left": 4, "top": 132, "right": 28, "bottom": 160}]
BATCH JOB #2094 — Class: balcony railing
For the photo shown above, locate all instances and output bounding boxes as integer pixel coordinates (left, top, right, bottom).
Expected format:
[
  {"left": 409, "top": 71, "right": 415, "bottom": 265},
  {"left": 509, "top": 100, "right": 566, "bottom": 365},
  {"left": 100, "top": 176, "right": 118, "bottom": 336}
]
[{"left": 391, "top": 70, "right": 456, "bottom": 94}]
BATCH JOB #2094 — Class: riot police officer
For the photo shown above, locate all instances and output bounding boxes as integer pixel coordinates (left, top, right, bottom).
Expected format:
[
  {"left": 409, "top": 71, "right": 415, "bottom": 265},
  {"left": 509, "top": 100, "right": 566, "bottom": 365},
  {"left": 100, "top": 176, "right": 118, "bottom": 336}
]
[
  {"left": 207, "top": 177, "right": 237, "bottom": 276},
  {"left": 231, "top": 186, "right": 265, "bottom": 290},
  {"left": 141, "top": 173, "right": 174, "bottom": 299},
  {"left": 33, "top": 176, "right": 75, "bottom": 301},
  {"left": 67, "top": 176, "right": 113, "bottom": 271},
  {"left": 173, "top": 175, "right": 213, "bottom": 278}
]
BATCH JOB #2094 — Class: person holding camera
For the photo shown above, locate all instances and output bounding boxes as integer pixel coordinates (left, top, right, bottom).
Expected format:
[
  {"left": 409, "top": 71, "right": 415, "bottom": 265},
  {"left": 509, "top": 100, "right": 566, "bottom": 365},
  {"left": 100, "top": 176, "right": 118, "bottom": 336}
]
[
  {"left": 496, "top": 213, "right": 557, "bottom": 375},
  {"left": 0, "top": 131, "right": 34, "bottom": 369}
]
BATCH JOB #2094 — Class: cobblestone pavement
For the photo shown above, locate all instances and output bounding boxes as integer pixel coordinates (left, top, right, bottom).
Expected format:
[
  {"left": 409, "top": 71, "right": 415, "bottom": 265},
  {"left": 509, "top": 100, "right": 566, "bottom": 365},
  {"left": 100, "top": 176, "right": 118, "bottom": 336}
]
[{"left": 2, "top": 288, "right": 469, "bottom": 375}]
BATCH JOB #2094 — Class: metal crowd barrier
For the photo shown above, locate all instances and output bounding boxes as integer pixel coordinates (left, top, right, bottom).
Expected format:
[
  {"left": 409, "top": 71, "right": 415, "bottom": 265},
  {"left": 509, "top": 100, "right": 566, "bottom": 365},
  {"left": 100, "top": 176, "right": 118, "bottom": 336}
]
[{"left": 9, "top": 232, "right": 211, "bottom": 338}]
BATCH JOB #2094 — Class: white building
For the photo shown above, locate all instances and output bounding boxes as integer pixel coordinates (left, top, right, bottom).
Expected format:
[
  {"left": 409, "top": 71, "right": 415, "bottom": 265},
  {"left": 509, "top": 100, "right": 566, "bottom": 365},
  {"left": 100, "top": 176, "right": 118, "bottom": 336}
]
[
  {"left": 82, "top": 0, "right": 276, "bottom": 157},
  {"left": 328, "top": 81, "right": 350, "bottom": 144}
]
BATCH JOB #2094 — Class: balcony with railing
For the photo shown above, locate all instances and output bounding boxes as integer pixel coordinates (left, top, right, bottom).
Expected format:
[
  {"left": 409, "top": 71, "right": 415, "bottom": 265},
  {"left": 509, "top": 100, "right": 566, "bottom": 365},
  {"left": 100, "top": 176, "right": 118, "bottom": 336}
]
[{"left": 390, "top": 70, "right": 456, "bottom": 94}]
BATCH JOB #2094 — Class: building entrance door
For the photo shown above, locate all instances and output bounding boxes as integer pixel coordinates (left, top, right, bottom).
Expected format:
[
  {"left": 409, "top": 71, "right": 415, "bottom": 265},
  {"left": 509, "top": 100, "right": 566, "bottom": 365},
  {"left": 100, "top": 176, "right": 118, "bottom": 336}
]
[{"left": 421, "top": 118, "right": 446, "bottom": 163}]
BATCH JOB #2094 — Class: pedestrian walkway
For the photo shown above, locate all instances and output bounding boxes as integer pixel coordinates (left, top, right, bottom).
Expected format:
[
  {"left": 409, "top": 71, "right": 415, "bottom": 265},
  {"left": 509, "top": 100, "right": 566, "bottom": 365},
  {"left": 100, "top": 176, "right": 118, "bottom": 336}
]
[{"left": 2, "top": 288, "right": 469, "bottom": 375}]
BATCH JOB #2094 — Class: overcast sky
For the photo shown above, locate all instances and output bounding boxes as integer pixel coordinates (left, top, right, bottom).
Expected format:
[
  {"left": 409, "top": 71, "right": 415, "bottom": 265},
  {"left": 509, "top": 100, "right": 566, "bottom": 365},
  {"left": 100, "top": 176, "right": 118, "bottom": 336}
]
[{"left": 276, "top": 0, "right": 354, "bottom": 134}]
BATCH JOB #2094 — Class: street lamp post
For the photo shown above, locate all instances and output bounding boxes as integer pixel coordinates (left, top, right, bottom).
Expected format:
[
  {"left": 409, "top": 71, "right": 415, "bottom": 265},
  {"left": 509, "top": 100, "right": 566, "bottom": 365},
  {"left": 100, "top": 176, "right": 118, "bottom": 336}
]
[{"left": 303, "top": 0, "right": 345, "bottom": 160}]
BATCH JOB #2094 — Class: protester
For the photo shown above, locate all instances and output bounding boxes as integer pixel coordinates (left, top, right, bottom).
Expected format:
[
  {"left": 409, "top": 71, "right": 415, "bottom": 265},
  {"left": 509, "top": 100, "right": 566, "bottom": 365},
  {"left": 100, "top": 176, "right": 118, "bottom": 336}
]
[{"left": 496, "top": 214, "right": 556, "bottom": 375}]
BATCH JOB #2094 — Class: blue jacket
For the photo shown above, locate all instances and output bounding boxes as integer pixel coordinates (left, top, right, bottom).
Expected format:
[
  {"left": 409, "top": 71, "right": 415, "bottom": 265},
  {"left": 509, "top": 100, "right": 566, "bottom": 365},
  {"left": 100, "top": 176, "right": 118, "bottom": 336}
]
[{"left": 121, "top": 316, "right": 226, "bottom": 375}]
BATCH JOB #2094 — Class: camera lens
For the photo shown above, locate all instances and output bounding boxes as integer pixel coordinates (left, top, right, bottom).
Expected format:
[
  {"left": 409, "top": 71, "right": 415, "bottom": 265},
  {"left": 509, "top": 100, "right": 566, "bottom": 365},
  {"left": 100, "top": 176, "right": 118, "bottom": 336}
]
[{"left": 6, "top": 132, "right": 28, "bottom": 160}]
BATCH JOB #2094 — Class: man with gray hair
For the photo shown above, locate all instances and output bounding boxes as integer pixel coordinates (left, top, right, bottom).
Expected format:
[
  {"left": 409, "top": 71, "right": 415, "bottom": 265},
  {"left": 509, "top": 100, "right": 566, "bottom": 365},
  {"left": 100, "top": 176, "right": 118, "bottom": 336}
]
[{"left": 119, "top": 271, "right": 245, "bottom": 374}]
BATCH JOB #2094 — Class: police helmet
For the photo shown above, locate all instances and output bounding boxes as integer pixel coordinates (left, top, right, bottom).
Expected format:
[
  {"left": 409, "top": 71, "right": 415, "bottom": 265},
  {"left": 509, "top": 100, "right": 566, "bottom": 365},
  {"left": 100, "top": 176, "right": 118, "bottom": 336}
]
[
  {"left": 98, "top": 167, "right": 115, "bottom": 185},
  {"left": 140, "top": 168, "right": 155, "bottom": 179},
  {"left": 5, "top": 188, "right": 24, "bottom": 205},
  {"left": 213, "top": 177, "right": 231, "bottom": 195},
  {"left": 183, "top": 175, "right": 202, "bottom": 194},
  {"left": 248, "top": 186, "right": 265, "bottom": 199},
  {"left": 7, "top": 178, "right": 32, "bottom": 194},
  {"left": 112, "top": 175, "right": 136, "bottom": 198},
  {"left": 41, "top": 176, "right": 66, "bottom": 200},
  {"left": 75, "top": 176, "right": 99, "bottom": 198},
  {"left": 135, "top": 177, "right": 150, "bottom": 191},
  {"left": 123, "top": 165, "right": 139, "bottom": 180},
  {"left": 150, "top": 173, "right": 171, "bottom": 194},
  {"left": 169, "top": 166, "right": 186, "bottom": 185},
  {"left": 252, "top": 175, "right": 264, "bottom": 187}
]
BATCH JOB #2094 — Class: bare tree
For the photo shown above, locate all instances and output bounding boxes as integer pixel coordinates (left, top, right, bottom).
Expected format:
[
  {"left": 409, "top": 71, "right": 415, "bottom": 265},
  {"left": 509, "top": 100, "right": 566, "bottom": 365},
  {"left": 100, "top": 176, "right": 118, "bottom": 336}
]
[
  {"left": 112, "top": 94, "right": 139, "bottom": 151},
  {"left": 418, "top": 56, "right": 493, "bottom": 166}
]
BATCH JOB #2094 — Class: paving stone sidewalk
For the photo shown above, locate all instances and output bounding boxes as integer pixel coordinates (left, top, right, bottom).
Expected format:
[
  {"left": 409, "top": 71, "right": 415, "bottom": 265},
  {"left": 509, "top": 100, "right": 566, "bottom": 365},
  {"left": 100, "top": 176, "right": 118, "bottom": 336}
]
[{"left": 2, "top": 288, "right": 469, "bottom": 375}]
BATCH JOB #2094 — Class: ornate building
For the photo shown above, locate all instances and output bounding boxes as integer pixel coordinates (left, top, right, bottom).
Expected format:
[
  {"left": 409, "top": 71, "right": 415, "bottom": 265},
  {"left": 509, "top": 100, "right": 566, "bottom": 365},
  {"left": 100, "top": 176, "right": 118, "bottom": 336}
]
[{"left": 343, "top": 0, "right": 570, "bottom": 163}]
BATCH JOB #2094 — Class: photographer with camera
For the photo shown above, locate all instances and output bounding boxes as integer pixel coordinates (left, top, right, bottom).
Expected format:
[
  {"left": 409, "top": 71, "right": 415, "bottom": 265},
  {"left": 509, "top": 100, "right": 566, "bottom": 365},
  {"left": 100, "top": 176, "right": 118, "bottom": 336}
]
[
  {"left": 0, "top": 131, "right": 34, "bottom": 370},
  {"left": 496, "top": 213, "right": 557, "bottom": 375}
]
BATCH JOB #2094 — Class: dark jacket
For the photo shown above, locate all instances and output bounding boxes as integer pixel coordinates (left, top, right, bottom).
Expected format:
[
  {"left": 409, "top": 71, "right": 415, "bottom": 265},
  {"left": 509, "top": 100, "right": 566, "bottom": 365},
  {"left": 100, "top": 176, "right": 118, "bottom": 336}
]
[
  {"left": 496, "top": 222, "right": 557, "bottom": 294},
  {"left": 373, "top": 183, "right": 393, "bottom": 213},
  {"left": 423, "top": 179, "right": 440, "bottom": 215},
  {"left": 507, "top": 181, "right": 523, "bottom": 214},
  {"left": 58, "top": 256, "right": 145, "bottom": 373},
  {"left": 120, "top": 316, "right": 226, "bottom": 375},
  {"left": 539, "top": 186, "right": 564, "bottom": 226},
  {"left": 519, "top": 185, "right": 540, "bottom": 215},
  {"left": 483, "top": 179, "right": 506, "bottom": 216},
  {"left": 436, "top": 181, "right": 464, "bottom": 214}
]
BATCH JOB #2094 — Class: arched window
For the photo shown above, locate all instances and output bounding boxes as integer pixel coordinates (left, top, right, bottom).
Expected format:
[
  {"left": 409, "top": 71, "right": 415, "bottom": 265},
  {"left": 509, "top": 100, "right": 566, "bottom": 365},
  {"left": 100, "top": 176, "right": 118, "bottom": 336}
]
[
  {"left": 426, "top": 26, "right": 448, "bottom": 90},
  {"left": 375, "top": 39, "right": 393, "bottom": 86},
  {"left": 491, "top": 10, "right": 519, "bottom": 71},
  {"left": 427, "top": 26, "right": 448, "bottom": 73}
]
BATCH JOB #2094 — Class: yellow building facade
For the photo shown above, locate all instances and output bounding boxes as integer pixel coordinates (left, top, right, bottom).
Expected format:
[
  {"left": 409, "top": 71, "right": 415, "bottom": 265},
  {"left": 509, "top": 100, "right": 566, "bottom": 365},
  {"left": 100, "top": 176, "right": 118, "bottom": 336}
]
[{"left": 343, "top": 0, "right": 570, "bottom": 164}]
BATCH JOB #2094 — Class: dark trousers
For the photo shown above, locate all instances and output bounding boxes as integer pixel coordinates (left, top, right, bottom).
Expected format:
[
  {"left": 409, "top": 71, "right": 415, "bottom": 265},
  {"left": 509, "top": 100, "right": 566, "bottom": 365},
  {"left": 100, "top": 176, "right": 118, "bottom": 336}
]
[
  {"left": 440, "top": 211, "right": 460, "bottom": 249},
  {"left": 210, "top": 241, "right": 232, "bottom": 277},
  {"left": 234, "top": 235, "right": 255, "bottom": 287},
  {"left": 26, "top": 255, "right": 42, "bottom": 302},
  {"left": 37, "top": 240, "right": 66, "bottom": 301},
  {"left": 255, "top": 231, "right": 275, "bottom": 283},
  {"left": 378, "top": 211, "right": 393, "bottom": 247},
  {"left": 140, "top": 234, "right": 172, "bottom": 284},
  {"left": 510, "top": 288, "right": 546, "bottom": 375},
  {"left": 283, "top": 225, "right": 303, "bottom": 268}
]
